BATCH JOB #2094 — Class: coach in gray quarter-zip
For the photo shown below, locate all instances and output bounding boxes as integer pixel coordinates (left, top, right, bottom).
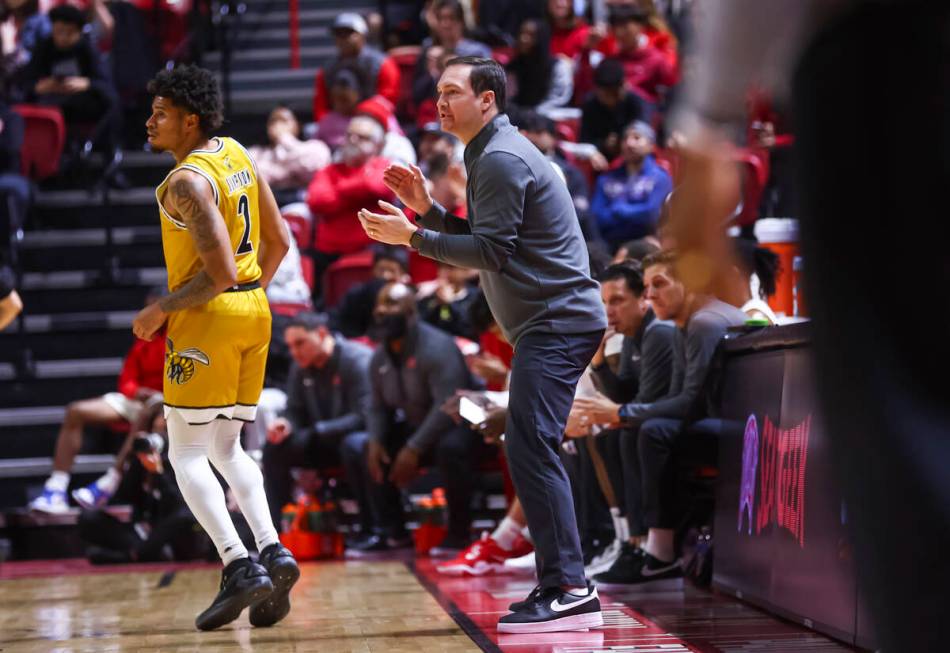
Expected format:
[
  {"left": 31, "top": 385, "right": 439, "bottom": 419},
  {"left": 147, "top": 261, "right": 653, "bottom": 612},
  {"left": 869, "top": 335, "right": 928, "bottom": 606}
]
[{"left": 358, "top": 55, "right": 607, "bottom": 633}]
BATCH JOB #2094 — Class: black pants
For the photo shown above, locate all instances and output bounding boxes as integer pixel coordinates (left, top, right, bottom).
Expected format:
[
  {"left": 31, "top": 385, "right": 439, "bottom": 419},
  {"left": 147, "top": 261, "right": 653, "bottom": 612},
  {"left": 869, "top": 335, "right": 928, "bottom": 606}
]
[
  {"left": 563, "top": 437, "right": 613, "bottom": 549},
  {"left": 506, "top": 330, "right": 603, "bottom": 588},
  {"left": 356, "top": 422, "right": 490, "bottom": 540},
  {"left": 77, "top": 507, "right": 197, "bottom": 561},
  {"left": 634, "top": 417, "right": 721, "bottom": 532},
  {"left": 262, "top": 429, "right": 371, "bottom": 532},
  {"left": 609, "top": 427, "right": 646, "bottom": 536},
  {"left": 793, "top": 4, "right": 950, "bottom": 648}
]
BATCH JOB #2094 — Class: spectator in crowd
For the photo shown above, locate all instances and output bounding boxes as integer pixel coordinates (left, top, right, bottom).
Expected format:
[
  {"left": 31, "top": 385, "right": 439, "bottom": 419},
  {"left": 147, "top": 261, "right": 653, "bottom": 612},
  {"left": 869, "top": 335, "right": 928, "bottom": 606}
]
[
  {"left": 0, "top": 261, "right": 21, "bottom": 330},
  {"left": 721, "top": 238, "right": 780, "bottom": 324},
  {"left": 567, "top": 261, "right": 675, "bottom": 575},
  {"left": 1, "top": 0, "right": 51, "bottom": 72},
  {"left": 30, "top": 290, "right": 166, "bottom": 514},
  {"left": 332, "top": 245, "right": 409, "bottom": 336},
  {"left": 422, "top": 150, "right": 466, "bottom": 216},
  {"left": 546, "top": 0, "right": 592, "bottom": 60},
  {"left": 312, "top": 12, "right": 399, "bottom": 121},
  {"left": 574, "top": 250, "right": 746, "bottom": 584},
  {"left": 249, "top": 106, "right": 331, "bottom": 205},
  {"left": 417, "top": 261, "right": 479, "bottom": 340},
  {"left": 417, "top": 123, "right": 462, "bottom": 170},
  {"left": 77, "top": 403, "right": 203, "bottom": 564},
  {"left": 305, "top": 115, "right": 394, "bottom": 292},
  {"left": 516, "top": 110, "right": 599, "bottom": 243},
  {"left": 465, "top": 289, "right": 512, "bottom": 392},
  {"left": 315, "top": 66, "right": 364, "bottom": 151},
  {"left": 356, "top": 281, "right": 484, "bottom": 552},
  {"left": 22, "top": 5, "right": 119, "bottom": 159},
  {"left": 477, "top": 0, "right": 543, "bottom": 46},
  {"left": 580, "top": 57, "right": 650, "bottom": 161},
  {"left": 607, "top": 5, "right": 676, "bottom": 104},
  {"left": 355, "top": 95, "right": 417, "bottom": 167},
  {"left": 611, "top": 237, "right": 661, "bottom": 264},
  {"left": 506, "top": 18, "right": 572, "bottom": 117},
  {"left": 262, "top": 313, "right": 374, "bottom": 533},
  {"left": 590, "top": 120, "right": 672, "bottom": 248},
  {"left": 413, "top": 0, "right": 490, "bottom": 109}
]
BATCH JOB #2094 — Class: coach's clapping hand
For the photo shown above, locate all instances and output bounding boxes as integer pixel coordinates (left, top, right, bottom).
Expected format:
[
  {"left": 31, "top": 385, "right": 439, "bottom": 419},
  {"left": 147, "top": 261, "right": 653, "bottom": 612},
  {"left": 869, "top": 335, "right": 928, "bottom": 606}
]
[
  {"left": 358, "top": 201, "right": 417, "bottom": 246},
  {"left": 382, "top": 163, "right": 433, "bottom": 215},
  {"left": 132, "top": 302, "right": 167, "bottom": 341}
]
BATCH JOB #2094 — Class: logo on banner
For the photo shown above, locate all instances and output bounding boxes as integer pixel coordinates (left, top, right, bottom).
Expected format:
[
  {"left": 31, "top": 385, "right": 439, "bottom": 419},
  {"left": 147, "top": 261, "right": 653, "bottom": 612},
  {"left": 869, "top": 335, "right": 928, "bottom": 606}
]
[
  {"left": 739, "top": 414, "right": 811, "bottom": 547},
  {"left": 738, "top": 415, "right": 758, "bottom": 535}
]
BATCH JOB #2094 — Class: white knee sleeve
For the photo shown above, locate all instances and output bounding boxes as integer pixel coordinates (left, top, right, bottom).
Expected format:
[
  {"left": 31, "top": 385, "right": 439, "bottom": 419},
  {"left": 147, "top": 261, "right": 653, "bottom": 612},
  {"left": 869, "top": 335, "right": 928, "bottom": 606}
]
[
  {"left": 166, "top": 410, "right": 247, "bottom": 565},
  {"left": 208, "top": 419, "right": 279, "bottom": 552}
]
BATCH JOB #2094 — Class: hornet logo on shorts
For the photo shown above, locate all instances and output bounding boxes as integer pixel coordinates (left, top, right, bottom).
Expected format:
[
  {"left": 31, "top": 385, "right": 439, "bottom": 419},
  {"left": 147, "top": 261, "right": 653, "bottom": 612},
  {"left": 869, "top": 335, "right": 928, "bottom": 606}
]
[{"left": 165, "top": 338, "right": 210, "bottom": 385}]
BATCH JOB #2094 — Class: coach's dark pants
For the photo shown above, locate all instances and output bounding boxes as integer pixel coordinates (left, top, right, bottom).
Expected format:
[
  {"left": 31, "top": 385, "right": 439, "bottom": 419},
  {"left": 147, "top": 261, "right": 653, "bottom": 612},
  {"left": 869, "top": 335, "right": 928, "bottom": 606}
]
[{"left": 506, "top": 329, "right": 603, "bottom": 589}]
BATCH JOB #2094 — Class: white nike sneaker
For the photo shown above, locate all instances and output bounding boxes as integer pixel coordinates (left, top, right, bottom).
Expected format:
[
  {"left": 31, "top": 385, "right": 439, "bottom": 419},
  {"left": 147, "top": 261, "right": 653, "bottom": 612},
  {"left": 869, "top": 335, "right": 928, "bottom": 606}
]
[
  {"left": 503, "top": 550, "right": 537, "bottom": 576},
  {"left": 585, "top": 538, "right": 622, "bottom": 577},
  {"left": 29, "top": 488, "right": 70, "bottom": 514}
]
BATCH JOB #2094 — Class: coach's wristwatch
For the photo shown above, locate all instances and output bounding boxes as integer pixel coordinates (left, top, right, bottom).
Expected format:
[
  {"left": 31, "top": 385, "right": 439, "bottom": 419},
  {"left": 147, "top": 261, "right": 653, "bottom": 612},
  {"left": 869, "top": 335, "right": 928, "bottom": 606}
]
[{"left": 409, "top": 226, "right": 425, "bottom": 250}]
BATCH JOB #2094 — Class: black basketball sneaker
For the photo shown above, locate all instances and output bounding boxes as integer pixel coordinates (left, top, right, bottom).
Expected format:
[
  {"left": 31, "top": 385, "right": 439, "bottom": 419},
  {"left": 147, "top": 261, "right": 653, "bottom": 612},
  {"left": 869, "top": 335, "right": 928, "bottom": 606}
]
[
  {"left": 498, "top": 582, "right": 603, "bottom": 633},
  {"left": 250, "top": 543, "right": 301, "bottom": 627},
  {"left": 195, "top": 557, "right": 274, "bottom": 631}
]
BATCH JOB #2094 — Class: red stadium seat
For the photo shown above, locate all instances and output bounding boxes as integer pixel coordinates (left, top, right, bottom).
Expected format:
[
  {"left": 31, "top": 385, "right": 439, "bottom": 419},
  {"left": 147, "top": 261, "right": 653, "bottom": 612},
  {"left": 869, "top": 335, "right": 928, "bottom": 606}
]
[
  {"left": 554, "top": 116, "right": 579, "bottom": 143},
  {"left": 491, "top": 46, "right": 513, "bottom": 66},
  {"left": 409, "top": 249, "right": 438, "bottom": 283},
  {"left": 733, "top": 148, "right": 770, "bottom": 227},
  {"left": 322, "top": 249, "right": 375, "bottom": 307},
  {"left": 14, "top": 104, "right": 65, "bottom": 181},
  {"left": 282, "top": 211, "right": 312, "bottom": 250}
]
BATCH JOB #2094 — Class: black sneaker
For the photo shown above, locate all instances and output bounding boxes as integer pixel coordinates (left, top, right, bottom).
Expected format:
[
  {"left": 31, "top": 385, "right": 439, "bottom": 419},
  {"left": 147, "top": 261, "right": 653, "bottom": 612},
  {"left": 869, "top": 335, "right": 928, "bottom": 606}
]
[
  {"left": 594, "top": 546, "right": 683, "bottom": 585},
  {"left": 498, "top": 582, "right": 603, "bottom": 634},
  {"left": 195, "top": 558, "right": 274, "bottom": 631},
  {"left": 347, "top": 532, "right": 413, "bottom": 554},
  {"left": 249, "top": 543, "right": 300, "bottom": 627}
]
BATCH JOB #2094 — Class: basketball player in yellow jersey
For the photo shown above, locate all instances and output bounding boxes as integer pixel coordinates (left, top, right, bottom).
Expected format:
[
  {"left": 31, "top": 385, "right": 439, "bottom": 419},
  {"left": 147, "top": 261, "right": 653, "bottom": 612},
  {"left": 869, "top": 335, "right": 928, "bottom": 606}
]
[{"left": 131, "top": 65, "right": 299, "bottom": 632}]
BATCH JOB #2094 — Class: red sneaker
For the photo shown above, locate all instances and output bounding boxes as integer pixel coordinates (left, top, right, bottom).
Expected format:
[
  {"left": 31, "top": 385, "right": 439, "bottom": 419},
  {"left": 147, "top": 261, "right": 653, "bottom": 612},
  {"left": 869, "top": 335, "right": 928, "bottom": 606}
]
[{"left": 436, "top": 532, "right": 532, "bottom": 576}]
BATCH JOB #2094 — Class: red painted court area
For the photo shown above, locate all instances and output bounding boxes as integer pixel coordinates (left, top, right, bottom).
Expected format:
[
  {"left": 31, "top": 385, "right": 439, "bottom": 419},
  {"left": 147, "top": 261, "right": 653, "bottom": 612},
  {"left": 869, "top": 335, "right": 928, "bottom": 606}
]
[{"left": 411, "top": 558, "right": 861, "bottom": 652}]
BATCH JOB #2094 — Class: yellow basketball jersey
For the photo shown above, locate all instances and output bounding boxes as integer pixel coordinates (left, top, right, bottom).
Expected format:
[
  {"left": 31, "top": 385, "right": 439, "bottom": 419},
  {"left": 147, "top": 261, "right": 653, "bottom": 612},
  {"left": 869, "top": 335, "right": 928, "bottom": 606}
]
[{"left": 156, "top": 137, "right": 262, "bottom": 292}]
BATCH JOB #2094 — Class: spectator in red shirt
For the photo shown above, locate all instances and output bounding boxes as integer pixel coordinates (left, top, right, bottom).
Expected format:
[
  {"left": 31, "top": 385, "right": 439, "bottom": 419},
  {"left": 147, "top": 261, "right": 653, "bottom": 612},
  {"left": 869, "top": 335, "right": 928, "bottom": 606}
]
[
  {"left": 29, "top": 289, "right": 167, "bottom": 515},
  {"left": 547, "top": 0, "right": 591, "bottom": 59},
  {"left": 312, "top": 12, "right": 400, "bottom": 121},
  {"left": 608, "top": 5, "right": 675, "bottom": 104},
  {"left": 306, "top": 115, "right": 394, "bottom": 297}
]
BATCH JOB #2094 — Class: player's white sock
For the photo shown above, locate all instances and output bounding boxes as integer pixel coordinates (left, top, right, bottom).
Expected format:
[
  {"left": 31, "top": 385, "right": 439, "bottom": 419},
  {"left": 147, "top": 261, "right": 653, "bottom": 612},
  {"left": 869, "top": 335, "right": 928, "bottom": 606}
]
[
  {"left": 209, "top": 418, "right": 280, "bottom": 552},
  {"left": 610, "top": 507, "right": 630, "bottom": 542},
  {"left": 46, "top": 471, "right": 70, "bottom": 492},
  {"left": 491, "top": 516, "right": 522, "bottom": 551},
  {"left": 96, "top": 467, "right": 121, "bottom": 494},
  {"left": 166, "top": 411, "right": 248, "bottom": 565}
]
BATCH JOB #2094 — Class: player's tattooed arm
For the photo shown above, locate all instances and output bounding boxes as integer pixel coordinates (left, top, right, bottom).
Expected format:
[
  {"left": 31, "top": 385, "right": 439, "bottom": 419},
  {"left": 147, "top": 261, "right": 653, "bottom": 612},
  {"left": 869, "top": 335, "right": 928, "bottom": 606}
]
[{"left": 159, "top": 170, "right": 238, "bottom": 313}]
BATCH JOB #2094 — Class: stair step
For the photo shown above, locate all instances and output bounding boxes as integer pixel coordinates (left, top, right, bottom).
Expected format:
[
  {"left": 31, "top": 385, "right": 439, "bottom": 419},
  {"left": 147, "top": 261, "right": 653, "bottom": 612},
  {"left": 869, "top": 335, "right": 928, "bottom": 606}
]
[
  {"left": 0, "top": 455, "right": 116, "bottom": 479},
  {"left": 0, "top": 376, "right": 118, "bottom": 409},
  {"left": 21, "top": 268, "right": 167, "bottom": 291},
  {"left": 0, "top": 329, "right": 135, "bottom": 362},
  {"left": 20, "top": 226, "right": 161, "bottom": 249}
]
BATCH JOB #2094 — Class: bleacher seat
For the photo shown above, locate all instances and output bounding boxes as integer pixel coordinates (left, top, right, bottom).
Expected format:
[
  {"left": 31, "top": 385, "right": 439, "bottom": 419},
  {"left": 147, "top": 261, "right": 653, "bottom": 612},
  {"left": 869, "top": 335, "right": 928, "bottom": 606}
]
[
  {"left": 322, "top": 249, "right": 375, "bottom": 308},
  {"left": 14, "top": 105, "right": 66, "bottom": 181}
]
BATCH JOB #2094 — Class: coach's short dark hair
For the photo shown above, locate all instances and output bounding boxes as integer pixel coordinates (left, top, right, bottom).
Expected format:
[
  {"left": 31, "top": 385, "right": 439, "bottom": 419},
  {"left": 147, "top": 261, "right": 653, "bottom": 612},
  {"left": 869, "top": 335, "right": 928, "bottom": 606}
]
[
  {"left": 599, "top": 261, "right": 645, "bottom": 296},
  {"left": 445, "top": 56, "right": 506, "bottom": 112},
  {"left": 148, "top": 65, "right": 224, "bottom": 134},
  {"left": 285, "top": 312, "right": 330, "bottom": 332}
]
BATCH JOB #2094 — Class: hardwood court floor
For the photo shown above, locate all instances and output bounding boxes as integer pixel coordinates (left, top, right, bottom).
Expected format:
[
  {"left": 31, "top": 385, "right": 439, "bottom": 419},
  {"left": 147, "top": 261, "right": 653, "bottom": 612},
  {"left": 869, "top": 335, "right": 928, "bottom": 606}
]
[{"left": 0, "top": 560, "right": 478, "bottom": 653}]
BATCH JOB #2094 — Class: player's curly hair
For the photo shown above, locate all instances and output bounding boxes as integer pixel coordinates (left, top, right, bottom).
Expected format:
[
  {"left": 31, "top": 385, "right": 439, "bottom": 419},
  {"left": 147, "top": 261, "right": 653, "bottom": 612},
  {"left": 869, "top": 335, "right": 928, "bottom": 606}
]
[{"left": 147, "top": 65, "right": 224, "bottom": 134}]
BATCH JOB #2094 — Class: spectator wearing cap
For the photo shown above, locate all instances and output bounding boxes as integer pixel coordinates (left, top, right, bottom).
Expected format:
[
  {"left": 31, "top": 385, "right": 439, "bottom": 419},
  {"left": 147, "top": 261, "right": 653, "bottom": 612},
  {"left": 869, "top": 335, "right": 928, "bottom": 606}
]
[
  {"left": 355, "top": 95, "right": 417, "bottom": 167},
  {"left": 417, "top": 122, "right": 463, "bottom": 168},
  {"left": 313, "top": 12, "right": 400, "bottom": 121},
  {"left": 580, "top": 57, "right": 651, "bottom": 161},
  {"left": 412, "top": 0, "right": 490, "bottom": 109},
  {"left": 22, "top": 4, "right": 120, "bottom": 158},
  {"left": 249, "top": 106, "right": 331, "bottom": 204},
  {"left": 590, "top": 121, "right": 671, "bottom": 248},
  {"left": 305, "top": 115, "right": 395, "bottom": 297},
  {"left": 607, "top": 5, "right": 675, "bottom": 105}
]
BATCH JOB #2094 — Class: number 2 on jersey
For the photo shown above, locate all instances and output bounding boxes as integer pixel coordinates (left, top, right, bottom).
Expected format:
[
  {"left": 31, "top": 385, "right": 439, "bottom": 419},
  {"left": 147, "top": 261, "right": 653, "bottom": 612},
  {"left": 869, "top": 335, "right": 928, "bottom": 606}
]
[{"left": 236, "top": 194, "right": 253, "bottom": 255}]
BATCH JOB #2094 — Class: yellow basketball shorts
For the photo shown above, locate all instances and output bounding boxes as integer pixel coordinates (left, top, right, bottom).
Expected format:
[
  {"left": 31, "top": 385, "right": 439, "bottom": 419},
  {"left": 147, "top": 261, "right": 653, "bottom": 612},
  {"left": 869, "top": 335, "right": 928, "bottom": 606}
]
[{"left": 163, "top": 287, "right": 271, "bottom": 424}]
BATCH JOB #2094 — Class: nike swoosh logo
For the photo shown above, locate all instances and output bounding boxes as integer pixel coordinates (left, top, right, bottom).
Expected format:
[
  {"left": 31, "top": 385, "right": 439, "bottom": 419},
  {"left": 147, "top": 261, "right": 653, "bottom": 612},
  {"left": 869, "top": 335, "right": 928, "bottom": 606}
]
[
  {"left": 640, "top": 561, "right": 680, "bottom": 577},
  {"left": 550, "top": 590, "right": 598, "bottom": 613}
]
